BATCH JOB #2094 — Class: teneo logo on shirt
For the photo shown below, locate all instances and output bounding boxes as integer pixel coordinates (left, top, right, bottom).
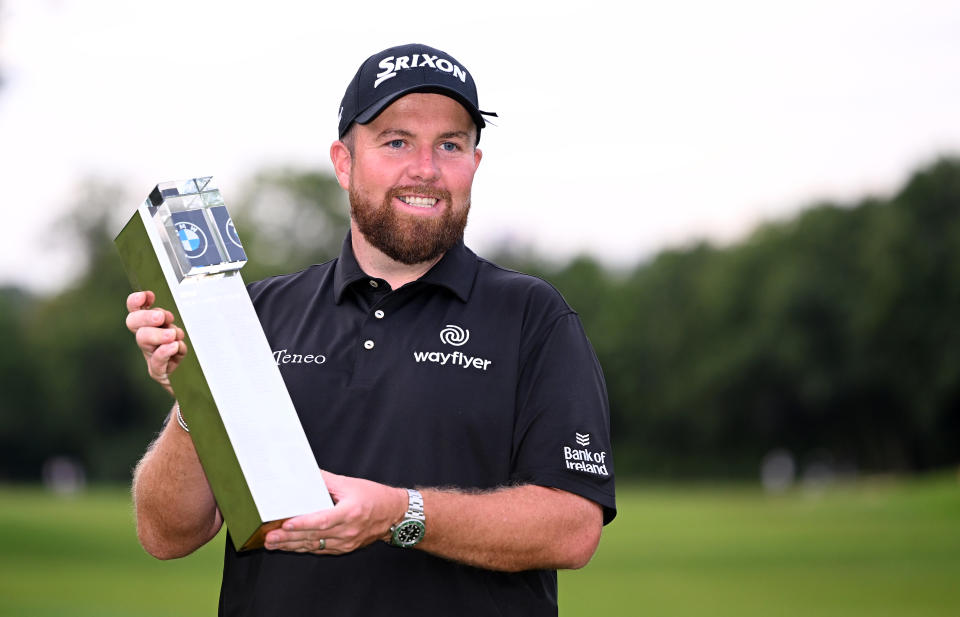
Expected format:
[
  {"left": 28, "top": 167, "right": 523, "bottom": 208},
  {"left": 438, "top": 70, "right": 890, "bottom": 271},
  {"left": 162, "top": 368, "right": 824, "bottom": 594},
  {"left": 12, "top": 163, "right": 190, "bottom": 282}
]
[
  {"left": 273, "top": 349, "right": 326, "bottom": 365},
  {"left": 412, "top": 325, "right": 492, "bottom": 371},
  {"left": 563, "top": 432, "right": 610, "bottom": 477},
  {"left": 374, "top": 54, "right": 468, "bottom": 88}
]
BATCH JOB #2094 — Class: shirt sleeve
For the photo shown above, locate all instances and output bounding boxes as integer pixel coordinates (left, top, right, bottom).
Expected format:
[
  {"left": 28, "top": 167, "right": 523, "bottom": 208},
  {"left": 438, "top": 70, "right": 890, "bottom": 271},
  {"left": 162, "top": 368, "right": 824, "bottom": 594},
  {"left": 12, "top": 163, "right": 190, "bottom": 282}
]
[{"left": 510, "top": 311, "right": 617, "bottom": 524}]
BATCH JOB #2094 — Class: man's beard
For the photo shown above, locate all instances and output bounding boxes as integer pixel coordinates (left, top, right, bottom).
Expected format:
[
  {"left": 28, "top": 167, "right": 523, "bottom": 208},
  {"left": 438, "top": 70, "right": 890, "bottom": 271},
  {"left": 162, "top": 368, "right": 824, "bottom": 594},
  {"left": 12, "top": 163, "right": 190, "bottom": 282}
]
[{"left": 350, "top": 184, "right": 470, "bottom": 265}]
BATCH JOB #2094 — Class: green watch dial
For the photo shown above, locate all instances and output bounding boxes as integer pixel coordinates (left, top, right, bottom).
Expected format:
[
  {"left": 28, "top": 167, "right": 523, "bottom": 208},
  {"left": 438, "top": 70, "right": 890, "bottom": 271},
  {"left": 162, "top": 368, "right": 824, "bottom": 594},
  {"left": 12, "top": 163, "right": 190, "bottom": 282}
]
[{"left": 392, "top": 519, "right": 425, "bottom": 547}]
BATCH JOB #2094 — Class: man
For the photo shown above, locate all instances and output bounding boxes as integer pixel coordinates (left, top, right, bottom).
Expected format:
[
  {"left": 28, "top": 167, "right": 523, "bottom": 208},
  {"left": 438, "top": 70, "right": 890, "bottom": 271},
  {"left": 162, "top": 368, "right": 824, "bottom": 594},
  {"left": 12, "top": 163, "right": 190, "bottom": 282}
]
[{"left": 126, "top": 43, "right": 616, "bottom": 616}]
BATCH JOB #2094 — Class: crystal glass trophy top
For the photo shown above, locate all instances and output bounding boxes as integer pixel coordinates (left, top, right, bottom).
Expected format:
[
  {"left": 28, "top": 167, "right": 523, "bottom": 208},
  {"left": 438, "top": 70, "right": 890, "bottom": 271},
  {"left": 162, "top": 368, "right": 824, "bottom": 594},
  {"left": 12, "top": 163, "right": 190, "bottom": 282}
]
[
  {"left": 146, "top": 176, "right": 247, "bottom": 280},
  {"left": 116, "top": 177, "right": 332, "bottom": 552}
]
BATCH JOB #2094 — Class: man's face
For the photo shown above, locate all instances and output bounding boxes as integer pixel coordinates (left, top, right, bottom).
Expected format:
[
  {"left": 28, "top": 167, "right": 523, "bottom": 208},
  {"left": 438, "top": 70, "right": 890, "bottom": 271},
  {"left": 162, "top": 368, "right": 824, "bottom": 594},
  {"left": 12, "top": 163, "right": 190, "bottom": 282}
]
[{"left": 333, "top": 93, "right": 483, "bottom": 265}]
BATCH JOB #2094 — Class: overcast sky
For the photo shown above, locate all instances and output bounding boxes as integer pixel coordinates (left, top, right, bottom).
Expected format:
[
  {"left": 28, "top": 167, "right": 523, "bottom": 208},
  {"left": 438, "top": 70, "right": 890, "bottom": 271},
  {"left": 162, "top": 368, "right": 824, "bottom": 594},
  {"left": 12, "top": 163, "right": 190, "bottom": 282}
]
[{"left": 2, "top": 0, "right": 959, "bottom": 292}]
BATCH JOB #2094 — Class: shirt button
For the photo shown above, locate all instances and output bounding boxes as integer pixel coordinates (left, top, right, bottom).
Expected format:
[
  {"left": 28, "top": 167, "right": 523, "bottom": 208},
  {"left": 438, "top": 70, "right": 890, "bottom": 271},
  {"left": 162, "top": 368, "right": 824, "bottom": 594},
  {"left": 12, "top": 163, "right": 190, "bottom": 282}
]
[
  {"left": 363, "top": 340, "right": 375, "bottom": 350},
  {"left": 374, "top": 310, "right": 385, "bottom": 319},
  {"left": 369, "top": 280, "right": 379, "bottom": 288}
]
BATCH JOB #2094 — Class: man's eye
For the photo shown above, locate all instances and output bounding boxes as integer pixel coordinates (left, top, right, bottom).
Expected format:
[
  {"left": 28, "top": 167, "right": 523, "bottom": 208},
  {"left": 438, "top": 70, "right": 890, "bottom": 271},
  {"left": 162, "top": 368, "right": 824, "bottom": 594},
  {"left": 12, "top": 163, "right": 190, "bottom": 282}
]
[
  {"left": 440, "top": 142, "right": 459, "bottom": 152},
  {"left": 388, "top": 139, "right": 405, "bottom": 148}
]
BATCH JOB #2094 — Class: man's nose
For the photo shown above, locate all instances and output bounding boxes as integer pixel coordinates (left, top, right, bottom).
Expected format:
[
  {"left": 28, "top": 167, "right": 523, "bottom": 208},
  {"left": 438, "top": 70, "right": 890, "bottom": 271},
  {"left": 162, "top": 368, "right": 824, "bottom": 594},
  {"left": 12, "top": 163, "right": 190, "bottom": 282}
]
[{"left": 408, "top": 147, "right": 440, "bottom": 182}]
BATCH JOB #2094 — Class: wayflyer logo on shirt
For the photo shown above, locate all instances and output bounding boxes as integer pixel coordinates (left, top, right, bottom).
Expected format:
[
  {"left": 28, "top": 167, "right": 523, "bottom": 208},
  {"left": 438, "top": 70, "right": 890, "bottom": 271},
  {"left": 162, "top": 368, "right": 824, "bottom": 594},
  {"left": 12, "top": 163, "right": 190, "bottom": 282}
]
[
  {"left": 412, "top": 324, "right": 493, "bottom": 372},
  {"left": 439, "top": 324, "right": 469, "bottom": 346}
]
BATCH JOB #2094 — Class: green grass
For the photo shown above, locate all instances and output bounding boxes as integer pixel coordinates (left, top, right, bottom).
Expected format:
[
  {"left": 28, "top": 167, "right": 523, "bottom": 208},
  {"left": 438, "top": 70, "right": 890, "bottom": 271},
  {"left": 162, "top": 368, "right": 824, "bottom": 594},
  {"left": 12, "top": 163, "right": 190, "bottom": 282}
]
[
  {"left": 1, "top": 474, "right": 958, "bottom": 616},
  {"left": 559, "top": 474, "right": 960, "bottom": 616},
  {"left": 0, "top": 486, "right": 224, "bottom": 617}
]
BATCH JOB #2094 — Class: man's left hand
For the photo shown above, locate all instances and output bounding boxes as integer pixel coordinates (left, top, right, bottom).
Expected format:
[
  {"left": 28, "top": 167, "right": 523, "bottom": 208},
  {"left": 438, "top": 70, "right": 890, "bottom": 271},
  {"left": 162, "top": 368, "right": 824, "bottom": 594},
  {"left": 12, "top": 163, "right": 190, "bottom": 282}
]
[{"left": 263, "top": 471, "right": 407, "bottom": 555}]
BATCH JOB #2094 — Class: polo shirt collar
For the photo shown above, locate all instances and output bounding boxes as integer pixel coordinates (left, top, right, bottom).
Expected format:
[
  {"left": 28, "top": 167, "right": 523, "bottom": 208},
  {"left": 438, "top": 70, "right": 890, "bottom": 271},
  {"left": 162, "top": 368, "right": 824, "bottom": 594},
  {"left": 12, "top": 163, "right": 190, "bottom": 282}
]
[
  {"left": 333, "top": 231, "right": 478, "bottom": 304},
  {"left": 420, "top": 238, "right": 477, "bottom": 303}
]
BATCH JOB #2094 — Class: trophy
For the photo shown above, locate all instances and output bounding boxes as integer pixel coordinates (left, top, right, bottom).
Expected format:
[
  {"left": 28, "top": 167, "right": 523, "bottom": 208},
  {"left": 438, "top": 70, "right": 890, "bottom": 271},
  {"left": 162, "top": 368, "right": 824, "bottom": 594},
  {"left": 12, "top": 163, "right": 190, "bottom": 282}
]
[{"left": 115, "top": 177, "right": 333, "bottom": 551}]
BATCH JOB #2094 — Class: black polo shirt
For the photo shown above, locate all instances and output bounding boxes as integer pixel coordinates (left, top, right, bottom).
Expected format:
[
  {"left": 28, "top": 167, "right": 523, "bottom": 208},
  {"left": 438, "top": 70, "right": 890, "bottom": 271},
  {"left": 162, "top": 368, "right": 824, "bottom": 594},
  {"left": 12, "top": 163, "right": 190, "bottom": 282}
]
[{"left": 218, "top": 233, "right": 616, "bottom": 617}]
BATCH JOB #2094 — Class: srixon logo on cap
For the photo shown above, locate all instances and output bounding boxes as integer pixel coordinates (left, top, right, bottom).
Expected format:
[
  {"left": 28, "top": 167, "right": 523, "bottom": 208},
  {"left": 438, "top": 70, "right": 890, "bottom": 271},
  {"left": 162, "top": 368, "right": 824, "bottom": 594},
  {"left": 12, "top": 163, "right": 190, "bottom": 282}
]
[{"left": 374, "top": 54, "right": 468, "bottom": 88}]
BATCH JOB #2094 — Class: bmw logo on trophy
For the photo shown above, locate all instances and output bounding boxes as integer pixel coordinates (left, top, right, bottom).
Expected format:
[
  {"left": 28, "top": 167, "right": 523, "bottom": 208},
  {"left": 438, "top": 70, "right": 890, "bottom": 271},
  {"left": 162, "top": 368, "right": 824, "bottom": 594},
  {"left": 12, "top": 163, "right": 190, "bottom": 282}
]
[{"left": 115, "top": 177, "right": 333, "bottom": 551}]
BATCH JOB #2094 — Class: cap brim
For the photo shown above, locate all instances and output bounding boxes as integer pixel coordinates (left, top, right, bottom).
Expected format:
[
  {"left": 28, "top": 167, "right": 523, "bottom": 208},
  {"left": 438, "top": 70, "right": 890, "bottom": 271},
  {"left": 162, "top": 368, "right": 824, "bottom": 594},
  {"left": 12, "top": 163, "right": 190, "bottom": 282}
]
[{"left": 353, "top": 85, "right": 487, "bottom": 133}]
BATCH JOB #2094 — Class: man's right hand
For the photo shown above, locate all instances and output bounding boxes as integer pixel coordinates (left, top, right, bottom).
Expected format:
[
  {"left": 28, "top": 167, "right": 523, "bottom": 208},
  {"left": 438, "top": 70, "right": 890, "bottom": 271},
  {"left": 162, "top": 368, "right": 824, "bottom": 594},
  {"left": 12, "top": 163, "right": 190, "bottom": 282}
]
[{"left": 125, "top": 291, "right": 187, "bottom": 396}]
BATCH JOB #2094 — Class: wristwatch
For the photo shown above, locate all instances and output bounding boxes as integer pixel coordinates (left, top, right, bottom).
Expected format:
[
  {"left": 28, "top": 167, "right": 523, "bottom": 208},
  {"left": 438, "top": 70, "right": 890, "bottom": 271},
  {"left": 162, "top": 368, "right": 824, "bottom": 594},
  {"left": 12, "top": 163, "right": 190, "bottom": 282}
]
[{"left": 390, "top": 488, "right": 425, "bottom": 547}]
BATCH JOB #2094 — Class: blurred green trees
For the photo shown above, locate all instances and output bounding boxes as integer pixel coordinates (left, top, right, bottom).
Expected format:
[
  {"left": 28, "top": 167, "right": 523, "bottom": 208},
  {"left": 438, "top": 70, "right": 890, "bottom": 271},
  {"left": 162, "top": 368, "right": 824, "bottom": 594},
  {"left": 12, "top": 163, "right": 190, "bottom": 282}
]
[
  {"left": 0, "top": 171, "right": 348, "bottom": 482},
  {"left": 1, "top": 158, "right": 958, "bottom": 483},
  {"left": 500, "top": 158, "right": 960, "bottom": 478}
]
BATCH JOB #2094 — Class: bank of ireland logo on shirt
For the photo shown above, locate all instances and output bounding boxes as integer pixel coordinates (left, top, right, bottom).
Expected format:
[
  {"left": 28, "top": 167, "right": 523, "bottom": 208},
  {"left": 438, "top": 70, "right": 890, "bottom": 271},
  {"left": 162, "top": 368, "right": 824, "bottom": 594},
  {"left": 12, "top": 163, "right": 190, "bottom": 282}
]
[
  {"left": 440, "top": 324, "right": 470, "bottom": 346},
  {"left": 564, "top": 431, "right": 610, "bottom": 477}
]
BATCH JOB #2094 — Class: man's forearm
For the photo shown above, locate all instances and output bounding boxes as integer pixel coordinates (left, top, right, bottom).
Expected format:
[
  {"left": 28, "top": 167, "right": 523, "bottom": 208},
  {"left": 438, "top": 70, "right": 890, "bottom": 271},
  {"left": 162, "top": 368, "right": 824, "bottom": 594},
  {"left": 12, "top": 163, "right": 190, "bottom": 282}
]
[
  {"left": 132, "top": 404, "right": 222, "bottom": 559},
  {"left": 416, "top": 484, "right": 603, "bottom": 572}
]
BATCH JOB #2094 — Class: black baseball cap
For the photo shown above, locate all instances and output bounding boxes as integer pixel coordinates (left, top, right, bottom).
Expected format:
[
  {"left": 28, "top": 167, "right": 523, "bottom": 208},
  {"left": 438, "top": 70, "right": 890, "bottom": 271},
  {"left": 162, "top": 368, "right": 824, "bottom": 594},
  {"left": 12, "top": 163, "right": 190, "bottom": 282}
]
[{"left": 338, "top": 43, "right": 497, "bottom": 143}]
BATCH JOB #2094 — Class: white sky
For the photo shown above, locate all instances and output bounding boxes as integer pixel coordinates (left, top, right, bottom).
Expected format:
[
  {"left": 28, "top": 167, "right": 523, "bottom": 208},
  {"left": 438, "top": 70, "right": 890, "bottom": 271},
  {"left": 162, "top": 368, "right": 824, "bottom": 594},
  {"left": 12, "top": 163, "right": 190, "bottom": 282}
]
[{"left": 2, "top": 0, "right": 959, "bottom": 292}]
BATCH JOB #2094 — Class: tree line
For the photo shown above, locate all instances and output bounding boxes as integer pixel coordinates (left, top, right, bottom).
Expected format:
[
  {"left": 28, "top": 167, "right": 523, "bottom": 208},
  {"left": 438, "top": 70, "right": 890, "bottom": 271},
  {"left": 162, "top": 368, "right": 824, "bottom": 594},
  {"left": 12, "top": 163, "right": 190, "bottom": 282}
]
[{"left": 1, "top": 159, "right": 958, "bottom": 483}]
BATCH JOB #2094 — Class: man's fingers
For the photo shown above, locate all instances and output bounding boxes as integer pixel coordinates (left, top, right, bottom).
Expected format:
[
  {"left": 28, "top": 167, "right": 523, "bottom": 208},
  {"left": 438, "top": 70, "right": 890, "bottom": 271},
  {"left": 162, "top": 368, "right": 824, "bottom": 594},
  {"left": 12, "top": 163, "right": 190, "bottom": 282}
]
[
  {"left": 135, "top": 325, "right": 179, "bottom": 348},
  {"left": 126, "top": 308, "right": 168, "bottom": 333},
  {"left": 126, "top": 291, "right": 147, "bottom": 312},
  {"left": 125, "top": 290, "right": 155, "bottom": 312},
  {"left": 162, "top": 309, "right": 177, "bottom": 327},
  {"left": 263, "top": 475, "right": 399, "bottom": 556},
  {"left": 151, "top": 340, "right": 185, "bottom": 367},
  {"left": 264, "top": 531, "right": 330, "bottom": 554},
  {"left": 282, "top": 510, "right": 336, "bottom": 532},
  {"left": 266, "top": 519, "right": 338, "bottom": 554},
  {"left": 124, "top": 291, "right": 183, "bottom": 395},
  {"left": 148, "top": 341, "right": 182, "bottom": 380}
]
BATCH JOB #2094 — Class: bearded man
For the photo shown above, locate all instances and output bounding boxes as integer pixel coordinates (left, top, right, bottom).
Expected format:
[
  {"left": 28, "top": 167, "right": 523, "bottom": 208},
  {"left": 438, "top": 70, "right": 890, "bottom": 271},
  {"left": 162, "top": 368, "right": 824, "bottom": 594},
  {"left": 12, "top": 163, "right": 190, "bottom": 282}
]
[{"left": 125, "top": 43, "right": 616, "bottom": 617}]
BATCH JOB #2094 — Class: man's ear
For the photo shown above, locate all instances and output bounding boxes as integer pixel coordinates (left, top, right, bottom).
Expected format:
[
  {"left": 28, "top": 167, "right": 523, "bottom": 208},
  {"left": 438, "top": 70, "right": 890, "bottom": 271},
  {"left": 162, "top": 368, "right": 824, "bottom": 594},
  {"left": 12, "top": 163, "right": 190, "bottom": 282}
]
[{"left": 330, "top": 140, "right": 352, "bottom": 190}]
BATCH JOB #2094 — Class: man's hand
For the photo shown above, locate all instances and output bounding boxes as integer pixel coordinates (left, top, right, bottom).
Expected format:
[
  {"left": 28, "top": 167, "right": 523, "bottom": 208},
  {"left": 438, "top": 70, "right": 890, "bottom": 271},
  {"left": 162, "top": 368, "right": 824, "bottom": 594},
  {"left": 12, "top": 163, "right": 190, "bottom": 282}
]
[
  {"left": 125, "top": 291, "right": 187, "bottom": 396},
  {"left": 263, "top": 474, "right": 602, "bottom": 570},
  {"left": 263, "top": 471, "right": 407, "bottom": 555}
]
